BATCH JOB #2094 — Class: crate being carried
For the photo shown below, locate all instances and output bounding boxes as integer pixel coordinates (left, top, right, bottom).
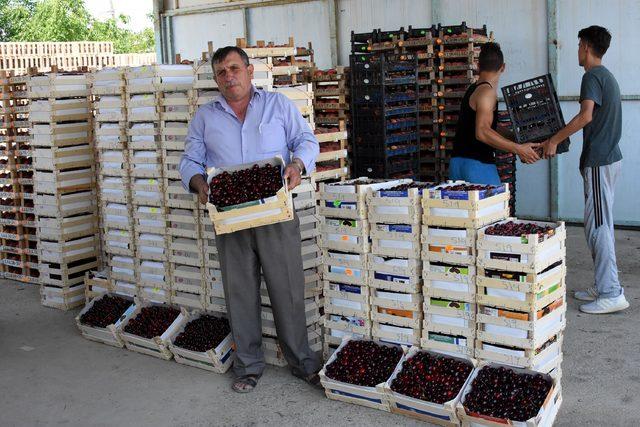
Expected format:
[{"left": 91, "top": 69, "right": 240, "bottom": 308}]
[
  {"left": 422, "top": 182, "right": 509, "bottom": 228},
  {"left": 205, "top": 156, "right": 293, "bottom": 235},
  {"left": 501, "top": 74, "right": 570, "bottom": 154}
]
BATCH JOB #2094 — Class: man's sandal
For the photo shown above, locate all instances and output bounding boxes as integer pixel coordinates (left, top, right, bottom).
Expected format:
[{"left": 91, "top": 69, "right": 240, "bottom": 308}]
[
  {"left": 232, "top": 374, "right": 260, "bottom": 393},
  {"left": 292, "top": 370, "right": 322, "bottom": 389}
]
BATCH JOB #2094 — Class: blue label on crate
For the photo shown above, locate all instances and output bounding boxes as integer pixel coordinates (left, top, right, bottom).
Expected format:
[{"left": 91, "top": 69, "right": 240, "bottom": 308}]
[
  {"left": 330, "top": 265, "right": 363, "bottom": 278},
  {"left": 377, "top": 224, "right": 413, "bottom": 233},
  {"left": 379, "top": 189, "right": 410, "bottom": 197},
  {"left": 337, "top": 284, "right": 363, "bottom": 294},
  {"left": 374, "top": 272, "right": 410, "bottom": 284}
]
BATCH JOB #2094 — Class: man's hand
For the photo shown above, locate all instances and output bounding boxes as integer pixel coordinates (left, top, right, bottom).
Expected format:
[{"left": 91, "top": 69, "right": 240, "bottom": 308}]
[
  {"left": 516, "top": 142, "right": 542, "bottom": 164},
  {"left": 542, "top": 138, "right": 558, "bottom": 159},
  {"left": 283, "top": 163, "right": 302, "bottom": 191},
  {"left": 189, "top": 174, "right": 209, "bottom": 205}
]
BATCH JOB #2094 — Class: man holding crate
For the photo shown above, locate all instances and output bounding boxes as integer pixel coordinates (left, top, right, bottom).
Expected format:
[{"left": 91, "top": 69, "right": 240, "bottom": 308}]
[
  {"left": 179, "top": 46, "right": 321, "bottom": 392},
  {"left": 448, "top": 42, "right": 542, "bottom": 185},
  {"left": 543, "top": 26, "right": 628, "bottom": 314}
]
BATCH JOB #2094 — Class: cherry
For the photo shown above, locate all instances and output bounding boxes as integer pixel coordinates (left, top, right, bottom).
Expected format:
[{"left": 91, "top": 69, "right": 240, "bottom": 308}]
[
  {"left": 123, "top": 306, "right": 180, "bottom": 339},
  {"left": 325, "top": 340, "right": 403, "bottom": 387},
  {"left": 173, "top": 314, "right": 230, "bottom": 352},
  {"left": 79, "top": 295, "right": 131, "bottom": 328}
]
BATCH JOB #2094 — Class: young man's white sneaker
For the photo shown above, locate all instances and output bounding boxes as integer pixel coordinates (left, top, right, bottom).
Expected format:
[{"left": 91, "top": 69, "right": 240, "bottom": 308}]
[
  {"left": 579, "top": 292, "right": 629, "bottom": 314},
  {"left": 574, "top": 286, "right": 599, "bottom": 301}
]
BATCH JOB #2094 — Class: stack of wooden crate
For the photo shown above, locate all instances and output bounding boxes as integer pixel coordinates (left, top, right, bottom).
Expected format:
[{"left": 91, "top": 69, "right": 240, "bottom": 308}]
[
  {"left": 92, "top": 67, "right": 137, "bottom": 297},
  {"left": 158, "top": 65, "right": 205, "bottom": 310},
  {"left": 318, "top": 178, "right": 403, "bottom": 359},
  {"left": 311, "top": 67, "right": 349, "bottom": 182},
  {"left": 0, "top": 71, "right": 39, "bottom": 284},
  {"left": 420, "top": 182, "right": 509, "bottom": 357},
  {"left": 367, "top": 181, "right": 430, "bottom": 347},
  {"left": 125, "top": 65, "right": 170, "bottom": 303},
  {"left": 475, "top": 218, "right": 566, "bottom": 379},
  {"left": 30, "top": 70, "right": 99, "bottom": 309}
]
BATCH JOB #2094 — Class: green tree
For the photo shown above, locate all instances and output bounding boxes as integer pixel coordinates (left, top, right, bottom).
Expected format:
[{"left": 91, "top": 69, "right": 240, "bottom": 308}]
[{"left": 0, "top": 0, "right": 155, "bottom": 53}]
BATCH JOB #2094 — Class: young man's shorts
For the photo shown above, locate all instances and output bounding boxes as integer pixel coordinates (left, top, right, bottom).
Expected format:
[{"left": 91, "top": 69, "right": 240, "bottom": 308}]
[{"left": 448, "top": 157, "right": 501, "bottom": 185}]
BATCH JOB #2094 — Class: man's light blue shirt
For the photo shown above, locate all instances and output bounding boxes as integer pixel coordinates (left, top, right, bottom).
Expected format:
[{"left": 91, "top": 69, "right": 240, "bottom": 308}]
[{"left": 179, "top": 87, "right": 319, "bottom": 191}]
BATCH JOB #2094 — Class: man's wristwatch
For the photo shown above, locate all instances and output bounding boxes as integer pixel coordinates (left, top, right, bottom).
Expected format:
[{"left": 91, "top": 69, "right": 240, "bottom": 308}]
[{"left": 291, "top": 158, "right": 305, "bottom": 174}]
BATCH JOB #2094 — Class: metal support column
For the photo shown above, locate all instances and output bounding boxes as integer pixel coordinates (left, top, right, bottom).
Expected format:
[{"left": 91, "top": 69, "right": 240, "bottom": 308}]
[
  {"left": 547, "top": 0, "right": 559, "bottom": 221},
  {"left": 327, "top": 0, "right": 339, "bottom": 67}
]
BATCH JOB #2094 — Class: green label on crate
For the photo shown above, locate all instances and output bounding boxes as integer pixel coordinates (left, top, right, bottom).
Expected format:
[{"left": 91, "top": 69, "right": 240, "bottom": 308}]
[
  {"left": 332, "top": 200, "right": 342, "bottom": 207},
  {"left": 430, "top": 298, "right": 470, "bottom": 311},
  {"left": 536, "top": 283, "right": 561, "bottom": 299},
  {"left": 521, "top": 236, "right": 529, "bottom": 244}
]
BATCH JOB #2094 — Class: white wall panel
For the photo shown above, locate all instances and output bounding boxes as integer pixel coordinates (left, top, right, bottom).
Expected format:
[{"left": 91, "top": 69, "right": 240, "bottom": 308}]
[
  {"left": 558, "top": 101, "right": 640, "bottom": 225},
  {"left": 248, "top": 1, "right": 333, "bottom": 69},
  {"left": 556, "top": 0, "right": 640, "bottom": 96},
  {"left": 172, "top": 10, "right": 245, "bottom": 61}
]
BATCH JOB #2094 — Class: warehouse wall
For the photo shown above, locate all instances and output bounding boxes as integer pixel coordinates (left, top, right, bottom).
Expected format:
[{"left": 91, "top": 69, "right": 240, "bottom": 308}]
[{"left": 162, "top": 0, "right": 640, "bottom": 226}]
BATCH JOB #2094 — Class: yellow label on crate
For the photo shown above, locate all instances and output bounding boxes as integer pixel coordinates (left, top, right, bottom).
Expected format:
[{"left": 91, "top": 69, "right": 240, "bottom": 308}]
[
  {"left": 341, "top": 235, "right": 349, "bottom": 241},
  {"left": 379, "top": 307, "right": 414, "bottom": 318},
  {"left": 148, "top": 179, "right": 157, "bottom": 184},
  {"left": 150, "top": 208, "right": 157, "bottom": 213},
  {"left": 120, "top": 231, "right": 126, "bottom": 236}
]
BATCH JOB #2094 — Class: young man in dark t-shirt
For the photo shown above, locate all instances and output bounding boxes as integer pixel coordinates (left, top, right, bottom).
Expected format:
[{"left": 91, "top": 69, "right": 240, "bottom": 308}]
[
  {"left": 449, "top": 43, "right": 541, "bottom": 185},
  {"left": 543, "top": 26, "right": 628, "bottom": 314}
]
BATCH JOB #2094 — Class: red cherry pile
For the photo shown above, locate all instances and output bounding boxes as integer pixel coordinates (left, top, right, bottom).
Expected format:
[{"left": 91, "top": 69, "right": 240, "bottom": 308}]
[
  {"left": 123, "top": 306, "right": 180, "bottom": 339},
  {"left": 209, "top": 163, "right": 283, "bottom": 208},
  {"left": 485, "top": 221, "right": 554, "bottom": 237},
  {"left": 463, "top": 366, "right": 552, "bottom": 421},
  {"left": 173, "top": 314, "right": 231, "bottom": 352},
  {"left": 79, "top": 295, "right": 131, "bottom": 328},
  {"left": 437, "top": 183, "right": 498, "bottom": 192},
  {"left": 391, "top": 352, "right": 473, "bottom": 404},
  {"left": 386, "top": 182, "right": 434, "bottom": 191},
  {"left": 325, "top": 340, "right": 403, "bottom": 386}
]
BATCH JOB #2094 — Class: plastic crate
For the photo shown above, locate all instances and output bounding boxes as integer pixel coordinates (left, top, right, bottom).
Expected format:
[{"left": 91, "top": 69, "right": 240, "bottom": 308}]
[
  {"left": 501, "top": 74, "right": 570, "bottom": 153},
  {"left": 407, "top": 25, "right": 438, "bottom": 39}
]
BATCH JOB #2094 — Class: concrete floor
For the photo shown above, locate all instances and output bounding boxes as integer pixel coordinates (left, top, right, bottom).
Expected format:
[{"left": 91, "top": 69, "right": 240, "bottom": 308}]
[{"left": 1, "top": 225, "right": 639, "bottom": 427}]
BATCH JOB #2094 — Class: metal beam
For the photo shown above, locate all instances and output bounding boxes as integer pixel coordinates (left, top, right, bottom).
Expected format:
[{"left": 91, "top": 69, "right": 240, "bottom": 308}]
[
  {"left": 152, "top": 0, "right": 164, "bottom": 63},
  {"left": 327, "top": 0, "right": 339, "bottom": 67},
  {"left": 547, "top": 0, "right": 559, "bottom": 221},
  {"left": 243, "top": 7, "right": 250, "bottom": 43},
  {"left": 431, "top": 0, "right": 442, "bottom": 24},
  {"left": 163, "top": 0, "right": 314, "bottom": 16}
]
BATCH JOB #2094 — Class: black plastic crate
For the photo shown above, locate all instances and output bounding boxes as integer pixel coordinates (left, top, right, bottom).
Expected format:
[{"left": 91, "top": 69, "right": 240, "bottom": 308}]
[
  {"left": 407, "top": 25, "right": 438, "bottom": 39},
  {"left": 501, "top": 74, "right": 570, "bottom": 153},
  {"left": 375, "top": 27, "right": 406, "bottom": 42},
  {"left": 355, "top": 154, "right": 419, "bottom": 178},
  {"left": 351, "top": 30, "right": 374, "bottom": 44}
]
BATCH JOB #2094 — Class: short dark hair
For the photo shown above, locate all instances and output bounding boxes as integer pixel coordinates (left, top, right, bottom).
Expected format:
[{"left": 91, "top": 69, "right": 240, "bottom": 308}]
[
  {"left": 578, "top": 26, "right": 611, "bottom": 58},
  {"left": 478, "top": 42, "right": 504, "bottom": 72},
  {"left": 211, "top": 46, "right": 250, "bottom": 67}
]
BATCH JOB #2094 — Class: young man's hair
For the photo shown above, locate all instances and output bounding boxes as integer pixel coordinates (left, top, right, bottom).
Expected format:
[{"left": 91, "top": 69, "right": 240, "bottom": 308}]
[
  {"left": 578, "top": 25, "right": 611, "bottom": 58},
  {"left": 478, "top": 42, "right": 504, "bottom": 72},
  {"left": 211, "top": 46, "right": 250, "bottom": 67}
]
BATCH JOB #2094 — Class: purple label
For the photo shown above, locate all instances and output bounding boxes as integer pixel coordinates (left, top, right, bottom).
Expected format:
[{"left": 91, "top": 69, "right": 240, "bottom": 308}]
[
  {"left": 337, "top": 284, "right": 362, "bottom": 294},
  {"left": 380, "top": 224, "right": 413, "bottom": 233}
]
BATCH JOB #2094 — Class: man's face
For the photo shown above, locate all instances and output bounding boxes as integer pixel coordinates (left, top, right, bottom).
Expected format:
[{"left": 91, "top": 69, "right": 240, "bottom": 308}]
[
  {"left": 213, "top": 51, "right": 254, "bottom": 102},
  {"left": 578, "top": 39, "right": 587, "bottom": 66}
]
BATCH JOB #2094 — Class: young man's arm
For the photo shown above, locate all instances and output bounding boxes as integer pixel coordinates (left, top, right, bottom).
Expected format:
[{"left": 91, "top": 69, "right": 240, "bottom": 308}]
[
  {"left": 542, "top": 99, "right": 594, "bottom": 158},
  {"left": 474, "top": 87, "right": 541, "bottom": 164}
]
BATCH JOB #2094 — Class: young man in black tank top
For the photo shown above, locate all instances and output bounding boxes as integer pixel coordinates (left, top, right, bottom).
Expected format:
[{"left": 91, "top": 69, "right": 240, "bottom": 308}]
[{"left": 449, "top": 43, "right": 541, "bottom": 185}]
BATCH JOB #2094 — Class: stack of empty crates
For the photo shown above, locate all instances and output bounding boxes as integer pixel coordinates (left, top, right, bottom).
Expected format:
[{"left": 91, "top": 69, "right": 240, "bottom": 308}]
[
  {"left": 319, "top": 178, "right": 401, "bottom": 358},
  {"left": 475, "top": 218, "right": 566, "bottom": 379},
  {"left": 261, "top": 177, "right": 323, "bottom": 366},
  {"left": 311, "top": 67, "right": 350, "bottom": 181},
  {"left": 0, "top": 71, "right": 39, "bottom": 284},
  {"left": 273, "top": 82, "right": 315, "bottom": 139},
  {"left": 92, "top": 67, "right": 137, "bottom": 297},
  {"left": 30, "top": 70, "right": 99, "bottom": 309},
  {"left": 158, "top": 65, "right": 204, "bottom": 310},
  {"left": 432, "top": 23, "right": 491, "bottom": 180},
  {"left": 420, "top": 182, "right": 509, "bottom": 357},
  {"left": 367, "top": 180, "right": 430, "bottom": 347},
  {"left": 125, "top": 66, "right": 170, "bottom": 304}
]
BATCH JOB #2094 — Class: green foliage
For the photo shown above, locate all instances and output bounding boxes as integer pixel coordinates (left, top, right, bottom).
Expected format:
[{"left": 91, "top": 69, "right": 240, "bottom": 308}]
[{"left": 0, "top": 0, "right": 155, "bottom": 53}]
